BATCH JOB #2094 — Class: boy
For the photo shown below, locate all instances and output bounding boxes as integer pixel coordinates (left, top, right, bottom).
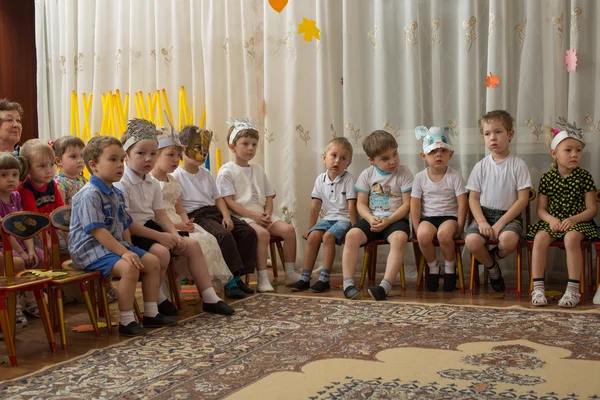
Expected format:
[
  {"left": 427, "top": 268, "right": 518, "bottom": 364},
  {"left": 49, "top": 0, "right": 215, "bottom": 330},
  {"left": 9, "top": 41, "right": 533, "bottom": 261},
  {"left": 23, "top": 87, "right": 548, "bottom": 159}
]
[
  {"left": 69, "top": 136, "right": 176, "bottom": 337},
  {"left": 173, "top": 125, "right": 257, "bottom": 299},
  {"left": 411, "top": 126, "right": 467, "bottom": 292},
  {"left": 342, "top": 130, "right": 413, "bottom": 301},
  {"left": 115, "top": 119, "right": 234, "bottom": 316},
  {"left": 465, "top": 110, "right": 531, "bottom": 292},
  {"left": 291, "top": 137, "right": 357, "bottom": 292},
  {"left": 216, "top": 118, "right": 300, "bottom": 292}
]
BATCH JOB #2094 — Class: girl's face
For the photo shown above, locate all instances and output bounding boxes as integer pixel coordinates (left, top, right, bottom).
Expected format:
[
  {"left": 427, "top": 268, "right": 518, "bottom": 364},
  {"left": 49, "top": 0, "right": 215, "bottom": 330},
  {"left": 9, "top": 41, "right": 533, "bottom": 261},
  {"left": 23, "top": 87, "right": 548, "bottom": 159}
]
[
  {"left": 28, "top": 155, "right": 56, "bottom": 187},
  {"left": 155, "top": 146, "right": 182, "bottom": 174},
  {"left": 0, "top": 168, "right": 21, "bottom": 193},
  {"left": 56, "top": 145, "right": 84, "bottom": 178},
  {"left": 552, "top": 138, "right": 583, "bottom": 171}
]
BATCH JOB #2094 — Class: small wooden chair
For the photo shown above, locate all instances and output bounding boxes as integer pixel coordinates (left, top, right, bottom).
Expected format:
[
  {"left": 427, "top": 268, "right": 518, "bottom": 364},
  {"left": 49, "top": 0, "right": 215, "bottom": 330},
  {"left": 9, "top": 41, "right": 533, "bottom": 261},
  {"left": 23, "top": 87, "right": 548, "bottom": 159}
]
[
  {"left": 1, "top": 212, "right": 56, "bottom": 366},
  {"left": 358, "top": 240, "right": 406, "bottom": 290}
]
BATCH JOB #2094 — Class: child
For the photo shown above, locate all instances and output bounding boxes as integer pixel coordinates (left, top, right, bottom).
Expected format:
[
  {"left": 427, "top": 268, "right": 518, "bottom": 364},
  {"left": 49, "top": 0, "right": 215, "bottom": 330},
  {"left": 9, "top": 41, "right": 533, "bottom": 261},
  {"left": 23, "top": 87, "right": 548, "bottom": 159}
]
[
  {"left": 115, "top": 119, "right": 234, "bottom": 316},
  {"left": 411, "top": 126, "right": 467, "bottom": 292},
  {"left": 291, "top": 137, "right": 357, "bottom": 292},
  {"left": 465, "top": 110, "right": 531, "bottom": 292},
  {"left": 52, "top": 136, "right": 87, "bottom": 205},
  {"left": 527, "top": 119, "right": 597, "bottom": 308},
  {"left": 0, "top": 152, "right": 42, "bottom": 329},
  {"left": 342, "top": 130, "right": 413, "bottom": 301},
  {"left": 151, "top": 128, "right": 233, "bottom": 285},
  {"left": 69, "top": 136, "right": 176, "bottom": 336},
  {"left": 173, "top": 125, "right": 257, "bottom": 299},
  {"left": 216, "top": 118, "right": 300, "bottom": 292}
]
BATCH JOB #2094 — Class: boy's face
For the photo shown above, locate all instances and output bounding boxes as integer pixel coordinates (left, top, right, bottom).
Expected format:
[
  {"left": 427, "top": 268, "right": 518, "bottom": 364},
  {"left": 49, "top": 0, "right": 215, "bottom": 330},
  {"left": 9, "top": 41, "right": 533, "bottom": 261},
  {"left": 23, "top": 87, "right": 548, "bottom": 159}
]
[
  {"left": 156, "top": 145, "right": 182, "bottom": 174},
  {"left": 421, "top": 147, "right": 453, "bottom": 169},
  {"left": 369, "top": 147, "right": 399, "bottom": 174},
  {"left": 481, "top": 120, "right": 513, "bottom": 155},
  {"left": 229, "top": 136, "right": 258, "bottom": 163},
  {"left": 0, "top": 110, "right": 22, "bottom": 144},
  {"left": 125, "top": 139, "right": 158, "bottom": 176},
  {"left": 90, "top": 144, "right": 125, "bottom": 184},
  {"left": 56, "top": 145, "right": 85, "bottom": 178},
  {"left": 28, "top": 155, "right": 56, "bottom": 186},
  {"left": 323, "top": 144, "right": 351, "bottom": 177}
]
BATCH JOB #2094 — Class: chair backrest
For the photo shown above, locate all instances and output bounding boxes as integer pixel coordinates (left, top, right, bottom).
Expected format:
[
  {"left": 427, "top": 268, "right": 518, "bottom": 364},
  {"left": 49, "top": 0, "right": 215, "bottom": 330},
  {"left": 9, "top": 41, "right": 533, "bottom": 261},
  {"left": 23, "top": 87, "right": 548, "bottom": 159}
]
[
  {"left": 49, "top": 206, "right": 72, "bottom": 271},
  {"left": 1, "top": 212, "right": 51, "bottom": 277}
]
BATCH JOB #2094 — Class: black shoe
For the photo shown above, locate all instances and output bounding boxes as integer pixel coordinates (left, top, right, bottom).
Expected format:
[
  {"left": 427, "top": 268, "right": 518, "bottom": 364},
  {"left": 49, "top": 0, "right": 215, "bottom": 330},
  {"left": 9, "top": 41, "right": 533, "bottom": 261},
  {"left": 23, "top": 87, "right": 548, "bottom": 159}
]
[
  {"left": 427, "top": 274, "right": 440, "bottom": 292},
  {"left": 224, "top": 286, "right": 247, "bottom": 299},
  {"left": 291, "top": 279, "right": 311, "bottom": 291},
  {"left": 310, "top": 280, "right": 331, "bottom": 293},
  {"left": 368, "top": 285, "right": 387, "bottom": 301},
  {"left": 203, "top": 301, "right": 235, "bottom": 315},
  {"left": 236, "top": 278, "right": 255, "bottom": 294},
  {"left": 344, "top": 285, "right": 361, "bottom": 300},
  {"left": 489, "top": 266, "right": 505, "bottom": 292},
  {"left": 158, "top": 299, "right": 179, "bottom": 316},
  {"left": 142, "top": 313, "right": 178, "bottom": 328},
  {"left": 443, "top": 273, "right": 457, "bottom": 292},
  {"left": 119, "top": 321, "right": 148, "bottom": 337}
]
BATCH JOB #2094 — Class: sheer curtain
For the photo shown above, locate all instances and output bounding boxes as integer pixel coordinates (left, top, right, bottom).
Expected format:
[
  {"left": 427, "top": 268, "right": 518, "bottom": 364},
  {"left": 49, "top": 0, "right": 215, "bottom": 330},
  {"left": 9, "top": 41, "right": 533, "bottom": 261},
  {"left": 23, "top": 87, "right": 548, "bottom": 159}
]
[{"left": 36, "top": 0, "right": 600, "bottom": 278}]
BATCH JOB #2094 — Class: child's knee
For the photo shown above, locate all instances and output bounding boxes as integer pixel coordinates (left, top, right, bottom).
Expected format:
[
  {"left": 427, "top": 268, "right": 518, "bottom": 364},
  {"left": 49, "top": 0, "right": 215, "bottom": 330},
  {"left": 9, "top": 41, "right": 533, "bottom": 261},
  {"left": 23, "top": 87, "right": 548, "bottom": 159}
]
[
  {"left": 141, "top": 253, "right": 161, "bottom": 274},
  {"left": 417, "top": 227, "right": 435, "bottom": 243},
  {"left": 256, "top": 227, "right": 270, "bottom": 243},
  {"left": 150, "top": 244, "right": 171, "bottom": 268},
  {"left": 322, "top": 232, "right": 337, "bottom": 245},
  {"left": 563, "top": 232, "right": 583, "bottom": 249},
  {"left": 465, "top": 233, "right": 484, "bottom": 249},
  {"left": 183, "top": 237, "right": 203, "bottom": 256},
  {"left": 436, "top": 229, "right": 454, "bottom": 245},
  {"left": 116, "top": 260, "right": 140, "bottom": 281},
  {"left": 344, "top": 229, "right": 365, "bottom": 247},
  {"left": 283, "top": 223, "right": 296, "bottom": 239}
]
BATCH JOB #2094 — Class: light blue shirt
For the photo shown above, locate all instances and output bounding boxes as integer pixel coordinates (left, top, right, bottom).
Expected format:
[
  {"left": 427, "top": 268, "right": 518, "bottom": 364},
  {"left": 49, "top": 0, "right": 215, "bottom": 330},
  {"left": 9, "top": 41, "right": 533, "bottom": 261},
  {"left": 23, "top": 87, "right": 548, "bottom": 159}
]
[{"left": 68, "top": 175, "right": 134, "bottom": 268}]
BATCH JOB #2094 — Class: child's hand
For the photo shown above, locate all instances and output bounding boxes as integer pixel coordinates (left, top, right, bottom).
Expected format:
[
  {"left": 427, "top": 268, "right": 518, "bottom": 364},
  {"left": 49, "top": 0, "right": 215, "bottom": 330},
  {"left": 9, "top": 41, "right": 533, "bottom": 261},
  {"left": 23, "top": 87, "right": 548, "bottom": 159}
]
[
  {"left": 18, "top": 251, "right": 30, "bottom": 265},
  {"left": 559, "top": 217, "right": 576, "bottom": 232},
  {"left": 175, "top": 220, "right": 195, "bottom": 233},
  {"left": 259, "top": 213, "right": 272, "bottom": 228},
  {"left": 122, "top": 251, "right": 144, "bottom": 269},
  {"left": 249, "top": 212, "right": 266, "bottom": 226},
  {"left": 478, "top": 222, "right": 494, "bottom": 239},
  {"left": 158, "top": 232, "right": 178, "bottom": 250},
  {"left": 302, "top": 232, "right": 309, "bottom": 240},
  {"left": 174, "top": 235, "right": 187, "bottom": 252},
  {"left": 491, "top": 222, "right": 505, "bottom": 240},
  {"left": 370, "top": 217, "right": 389, "bottom": 232},
  {"left": 549, "top": 217, "right": 563, "bottom": 232},
  {"left": 222, "top": 217, "right": 234, "bottom": 231},
  {"left": 28, "top": 250, "right": 39, "bottom": 268}
]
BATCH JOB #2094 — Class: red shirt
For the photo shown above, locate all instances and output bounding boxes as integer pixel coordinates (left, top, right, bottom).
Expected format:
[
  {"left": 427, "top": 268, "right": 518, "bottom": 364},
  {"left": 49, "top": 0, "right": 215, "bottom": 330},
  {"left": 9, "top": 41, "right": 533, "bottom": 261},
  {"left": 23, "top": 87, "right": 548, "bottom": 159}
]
[{"left": 18, "top": 178, "right": 64, "bottom": 214}]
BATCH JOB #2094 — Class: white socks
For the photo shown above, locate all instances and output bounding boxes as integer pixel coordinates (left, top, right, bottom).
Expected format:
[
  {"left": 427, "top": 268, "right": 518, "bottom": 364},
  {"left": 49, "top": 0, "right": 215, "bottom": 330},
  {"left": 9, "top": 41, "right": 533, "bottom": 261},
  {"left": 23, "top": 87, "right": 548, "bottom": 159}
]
[
  {"left": 120, "top": 310, "right": 135, "bottom": 326},
  {"left": 144, "top": 302, "right": 159, "bottom": 318},
  {"left": 201, "top": 287, "right": 222, "bottom": 304},
  {"left": 257, "top": 269, "right": 270, "bottom": 284}
]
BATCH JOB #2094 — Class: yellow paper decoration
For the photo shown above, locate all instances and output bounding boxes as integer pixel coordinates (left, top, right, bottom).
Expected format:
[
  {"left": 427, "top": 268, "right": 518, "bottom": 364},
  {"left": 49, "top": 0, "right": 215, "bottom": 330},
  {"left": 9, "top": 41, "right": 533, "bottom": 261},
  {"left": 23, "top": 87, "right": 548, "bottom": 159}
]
[{"left": 25, "top": 270, "right": 68, "bottom": 278}]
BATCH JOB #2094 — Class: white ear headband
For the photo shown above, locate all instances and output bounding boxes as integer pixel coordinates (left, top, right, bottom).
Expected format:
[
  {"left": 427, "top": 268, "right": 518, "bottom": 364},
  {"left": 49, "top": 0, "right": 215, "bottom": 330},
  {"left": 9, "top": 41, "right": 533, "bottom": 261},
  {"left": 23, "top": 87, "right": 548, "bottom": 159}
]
[{"left": 226, "top": 118, "right": 257, "bottom": 145}]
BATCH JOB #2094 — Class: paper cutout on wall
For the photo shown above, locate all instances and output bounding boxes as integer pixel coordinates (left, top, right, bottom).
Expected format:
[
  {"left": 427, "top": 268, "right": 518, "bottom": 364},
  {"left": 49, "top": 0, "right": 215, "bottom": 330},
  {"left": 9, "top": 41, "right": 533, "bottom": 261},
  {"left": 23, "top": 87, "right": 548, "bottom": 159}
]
[
  {"left": 565, "top": 49, "right": 577, "bottom": 72},
  {"left": 269, "top": 0, "right": 288, "bottom": 13},
  {"left": 297, "top": 18, "right": 321, "bottom": 42},
  {"left": 485, "top": 72, "right": 500, "bottom": 88}
]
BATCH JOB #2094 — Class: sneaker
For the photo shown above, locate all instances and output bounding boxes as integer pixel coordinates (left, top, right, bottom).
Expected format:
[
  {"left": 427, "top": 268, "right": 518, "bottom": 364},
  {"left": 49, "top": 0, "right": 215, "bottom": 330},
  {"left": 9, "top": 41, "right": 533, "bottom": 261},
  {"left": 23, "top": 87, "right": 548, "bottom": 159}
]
[
  {"left": 284, "top": 271, "right": 302, "bottom": 285},
  {"left": 236, "top": 278, "right": 255, "bottom": 294},
  {"left": 202, "top": 301, "right": 235, "bottom": 315},
  {"left": 489, "top": 264, "right": 505, "bottom": 292},
  {"left": 426, "top": 274, "right": 440, "bottom": 292},
  {"left": 531, "top": 287, "right": 548, "bottom": 306},
  {"left": 224, "top": 286, "right": 246, "bottom": 299},
  {"left": 15, "top": 306, "right": 28, "bottom": 329},
  {"left": 158, "top": 299, "right": 179, "bottom": 316},
  {"left": 368, "top": 285, "right": 387, "bottom": 301},
  {"left": 344, "top": 285, "right": 361, "bottom": 300},
  {"left": 290, "top": 280, "right": 310, "bottom": 292},
  {"left": 142, "top": 313, "right": 178, "bottom": 328},
  {"left": 558, "top": 290, "right": 580, "bottom": 308},
  {"left": 443, "top": 273, "right": 457, "bottom": 292},
  {"left": 119, "top": 321, "right": 147, "bottom": 337},
  {"left": 310, "top": 280, "right": 331, "bottom": 293},
  {"left": 257, "top": 281, "right": 275, "bottom": 293},
  {"left": 594, "top": 288, "right": 600, "bottom": 305}
]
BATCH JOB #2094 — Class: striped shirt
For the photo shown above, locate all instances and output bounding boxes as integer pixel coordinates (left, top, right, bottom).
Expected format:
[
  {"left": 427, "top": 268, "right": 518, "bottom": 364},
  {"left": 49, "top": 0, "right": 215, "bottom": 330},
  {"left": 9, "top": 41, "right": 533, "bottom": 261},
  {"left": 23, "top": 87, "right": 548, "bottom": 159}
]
[{"left": 68, "top": 175, "right": 134, "bottom": 268}]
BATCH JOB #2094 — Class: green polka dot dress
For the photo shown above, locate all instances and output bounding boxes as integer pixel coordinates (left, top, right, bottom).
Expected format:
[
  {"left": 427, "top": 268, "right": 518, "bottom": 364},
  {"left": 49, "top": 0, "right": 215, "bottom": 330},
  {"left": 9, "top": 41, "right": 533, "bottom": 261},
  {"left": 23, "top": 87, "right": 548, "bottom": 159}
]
[{"left": 527, "top": 166, "right": 598, "bottom": 240}]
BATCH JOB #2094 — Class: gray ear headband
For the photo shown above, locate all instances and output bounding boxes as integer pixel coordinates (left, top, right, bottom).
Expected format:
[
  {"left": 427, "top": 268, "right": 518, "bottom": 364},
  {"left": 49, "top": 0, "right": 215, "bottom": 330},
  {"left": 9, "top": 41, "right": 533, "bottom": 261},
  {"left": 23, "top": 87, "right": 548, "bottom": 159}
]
[{"left": 158, "top": 110, "right": 183, "bottom": 149}]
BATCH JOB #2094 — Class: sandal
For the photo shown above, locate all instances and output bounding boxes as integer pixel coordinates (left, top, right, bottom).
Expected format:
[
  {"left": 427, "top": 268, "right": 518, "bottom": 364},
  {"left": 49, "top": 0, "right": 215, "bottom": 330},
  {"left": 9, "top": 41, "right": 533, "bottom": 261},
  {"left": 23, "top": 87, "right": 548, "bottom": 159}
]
[
  {"left": 558, "top": 290, "right": 580, "bottom": 308},
  {"left": 531, "top": 287, "right": 548, "bottom": 306},
  {"left": 22, "top": 292, "right": 43, "bottom": 318}
]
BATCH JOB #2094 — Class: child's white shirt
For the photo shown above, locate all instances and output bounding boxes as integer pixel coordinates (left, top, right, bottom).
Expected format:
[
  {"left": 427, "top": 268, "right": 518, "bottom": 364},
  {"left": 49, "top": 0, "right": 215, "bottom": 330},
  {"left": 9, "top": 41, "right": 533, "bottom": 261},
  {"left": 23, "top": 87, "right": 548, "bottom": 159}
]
[
  {"left": 172, "top": 166, "right": 220, "bottom": 213},
  {"left": 216, "top": 162, "right": 275, "bottom": 206},
  {"left": 466, "top": 153, "right": 531, "bottom": 211},
  {"left": 355, "top": 165, "right": 414, "bottom": 218},
  {"left": 311, "top": 171, "right": 357, "bottom": 221},
  {"left": 114, "top": 164, "right": 163, "bottom": 224},
  {"left": 411, "top": 166, "right": 467, "bottom": 217}
]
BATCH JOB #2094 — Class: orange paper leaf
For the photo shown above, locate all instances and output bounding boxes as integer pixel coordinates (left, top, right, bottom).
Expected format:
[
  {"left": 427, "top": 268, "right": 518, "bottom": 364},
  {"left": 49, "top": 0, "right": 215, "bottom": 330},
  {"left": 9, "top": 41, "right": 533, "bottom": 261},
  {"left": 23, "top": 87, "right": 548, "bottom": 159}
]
[
  {"left": 485, "top": 72, "right": 500, "bottom": 88},
  {"left": 269, "top": 0, "right": 288, "bottom": 13}
]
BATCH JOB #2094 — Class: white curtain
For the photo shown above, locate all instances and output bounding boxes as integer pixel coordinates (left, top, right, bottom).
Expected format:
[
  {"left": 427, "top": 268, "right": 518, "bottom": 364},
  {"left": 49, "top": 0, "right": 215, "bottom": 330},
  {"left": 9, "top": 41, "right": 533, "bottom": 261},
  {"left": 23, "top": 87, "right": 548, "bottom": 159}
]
[{"left": 36, "top": 0, "right": 600, "bottom": 280}]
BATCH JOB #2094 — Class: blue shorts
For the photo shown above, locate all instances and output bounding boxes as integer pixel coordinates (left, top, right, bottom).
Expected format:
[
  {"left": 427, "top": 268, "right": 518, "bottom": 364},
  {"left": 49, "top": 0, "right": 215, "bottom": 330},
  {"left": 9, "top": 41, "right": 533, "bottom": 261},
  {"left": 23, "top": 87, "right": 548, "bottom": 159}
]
[
  {"left": 84, "top": 246, "right": 147, "bottom": 277},
  {"left": 309, "top": 219, "right": 352, "bottom": 245}
]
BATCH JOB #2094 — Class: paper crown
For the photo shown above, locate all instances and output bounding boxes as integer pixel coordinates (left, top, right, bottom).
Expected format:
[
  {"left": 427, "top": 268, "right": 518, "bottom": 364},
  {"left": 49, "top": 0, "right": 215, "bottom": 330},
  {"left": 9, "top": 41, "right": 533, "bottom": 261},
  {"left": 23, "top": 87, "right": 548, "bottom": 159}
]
[
  {"left": 226, "top": 118, "right": 257, "bottom": 144},
  {"left": 550, "top": 117, "right": 585, "bottom": 149},
  {"left": 414, "top": 126, "right": 454, "bottom": 154}
]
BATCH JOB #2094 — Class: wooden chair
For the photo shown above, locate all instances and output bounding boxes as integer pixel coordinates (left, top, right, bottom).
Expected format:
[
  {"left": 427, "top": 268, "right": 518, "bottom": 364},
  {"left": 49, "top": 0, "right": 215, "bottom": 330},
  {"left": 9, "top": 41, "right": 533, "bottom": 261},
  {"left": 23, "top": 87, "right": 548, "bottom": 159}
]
[
  {"left": 1, "top": 212, "right": 56, "bottom": 366},
  {"left": 594, "top": 190, "right": 600, "bottom": 293},
  {"left": 358, "top": 240, "right": 407, "bottom": 290}
]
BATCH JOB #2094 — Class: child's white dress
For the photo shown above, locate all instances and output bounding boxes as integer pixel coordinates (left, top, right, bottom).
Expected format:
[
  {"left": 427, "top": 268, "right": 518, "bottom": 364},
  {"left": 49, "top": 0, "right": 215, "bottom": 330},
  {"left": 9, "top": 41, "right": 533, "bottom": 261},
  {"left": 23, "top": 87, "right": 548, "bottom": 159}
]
[{"left": 157, "top": 174, "right": 233, "bottom": 283}]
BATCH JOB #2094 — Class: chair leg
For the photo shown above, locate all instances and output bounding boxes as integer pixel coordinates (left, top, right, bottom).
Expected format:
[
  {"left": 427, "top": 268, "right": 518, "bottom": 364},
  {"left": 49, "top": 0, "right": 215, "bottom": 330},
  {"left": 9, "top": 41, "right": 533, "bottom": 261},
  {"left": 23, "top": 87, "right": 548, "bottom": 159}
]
[
  {"left": 0, "top": 298, "right": 17, "bottom": 367},
  {"left": 415, "top": 255, "right": 425, "bottom": 292},
  {"left": 527, "top": 244, "right": 533, "bottom": 294},
  {"left": 469, "top": 255, "right": 476, "bottom": 295},
  {"left": 270, "top": 242, "right": 279, "bottom": 278},
  {"left": 133, "top": 299, "right": 143, "bottom": 324},
  {"left": 7, "top": 292, "right": 16, "bottom": 339},
  {"left": 516, "top": 243, "right": 522, "bottom": 298},
  {"left": 100, "top": 284, "right": 113, "bottom": 332},
  {"left": 580, "top": 247, "right": 586, "bottom": 298},
  {"left": 55, "top": 288, "right": 67, "bottom": 350},
  {"left": 80, "top": 282, "right": 100, "bottom": 337},
  {"left": 167, "top": 263, "right": 182, "bottom": 310},
  {"left": 370, "top": 248, "right": 378, "bottom": 281},
  {"left": 47, "top": 288, "right": 58, "bottom": 332},
  {"left": 399, "top": 263, "right": 405, "bottom": 291},
  {"left": 596, "top": 250, "right": 600, "bottom": 292},
  {"left": 456, "top": 246, "right": 465, "bottom": 294},
  {"left": 34, "top": 288, "right": 56, "bottom": 352},
  {"left": 276, "top": 242, "right": 285, "bottom": 276},
  {"left": 587, "top": 244, "right": 593, "bottom": 293},
  {"left": 359, "top": 246, "right": 372, "bottom": 289}
]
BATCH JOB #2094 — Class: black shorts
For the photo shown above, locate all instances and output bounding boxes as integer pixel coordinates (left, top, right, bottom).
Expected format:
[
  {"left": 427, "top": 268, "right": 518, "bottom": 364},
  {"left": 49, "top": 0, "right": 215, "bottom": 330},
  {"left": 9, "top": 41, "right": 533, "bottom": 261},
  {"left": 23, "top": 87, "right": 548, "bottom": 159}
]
[
  {"left": 353, "top": 218, "right": 410, "bottom": 245},
  {"left": 131, "top": 220, "right": 189, "bottom": 252},
  {"left": 420, "top": 216, "right": 457, "bottom": 229}
]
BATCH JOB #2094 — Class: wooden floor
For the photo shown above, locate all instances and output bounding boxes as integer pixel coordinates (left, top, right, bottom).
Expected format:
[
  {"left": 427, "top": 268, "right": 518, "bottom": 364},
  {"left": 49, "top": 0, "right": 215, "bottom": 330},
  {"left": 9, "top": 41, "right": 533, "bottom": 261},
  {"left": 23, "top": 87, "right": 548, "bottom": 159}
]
[{"left": 1, "top": 271, "right": 598, "bottom": 381}]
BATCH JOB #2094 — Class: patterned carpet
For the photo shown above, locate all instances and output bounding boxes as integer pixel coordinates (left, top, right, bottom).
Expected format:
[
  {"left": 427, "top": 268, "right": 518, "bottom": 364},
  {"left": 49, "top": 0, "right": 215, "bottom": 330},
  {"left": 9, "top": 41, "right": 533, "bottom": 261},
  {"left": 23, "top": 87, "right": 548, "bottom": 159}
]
[{"left": 1, "top": 294, "right": 600, "bottom": 399}]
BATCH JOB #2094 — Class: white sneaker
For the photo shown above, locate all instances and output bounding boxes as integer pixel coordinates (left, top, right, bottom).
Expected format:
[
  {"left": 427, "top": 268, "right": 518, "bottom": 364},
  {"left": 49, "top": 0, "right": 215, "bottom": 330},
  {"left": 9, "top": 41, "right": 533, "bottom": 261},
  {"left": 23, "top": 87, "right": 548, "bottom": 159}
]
[
  {"left": 531, "top": 287, "right": 548, "bottom": 306},
  {"left": 558, "top": 290, "right": 581, "bottom": 308},
  {"left": 284, "top": 271, "right": 301, "bottom": 285},
  {"left": 593, "top": 289, "right": 600, "bottom": 305},
  {"left": 257, "top": 281, "right": 275, "bottom": 293}
]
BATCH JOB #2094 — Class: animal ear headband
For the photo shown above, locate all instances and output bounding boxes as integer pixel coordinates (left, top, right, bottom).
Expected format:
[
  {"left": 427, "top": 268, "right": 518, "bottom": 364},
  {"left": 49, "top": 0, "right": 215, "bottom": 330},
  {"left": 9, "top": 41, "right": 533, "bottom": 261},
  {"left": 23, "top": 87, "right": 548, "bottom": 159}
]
[
  {"left": 158, "top": 110, "right": 183, "bottom": 149},
  {"left": 551, "top": 117, "right": 585, "bottom": 149},
  {"left": 226, "top": 118, "right": 257, "bottom": 145},
  {"left": 414, "top": 126, "right": 454, "bottom": 154}
]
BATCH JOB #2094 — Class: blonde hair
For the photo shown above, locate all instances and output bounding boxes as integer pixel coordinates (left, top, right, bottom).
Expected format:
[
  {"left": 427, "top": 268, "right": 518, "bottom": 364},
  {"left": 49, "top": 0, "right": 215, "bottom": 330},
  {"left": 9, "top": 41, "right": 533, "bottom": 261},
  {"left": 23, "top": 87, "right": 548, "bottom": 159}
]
[
  {"left": 362, "top": 130, "right": 397, "bottom": 159},
  {"left": 325, "top": 137, "right": 353, "bottom": 163},
  {"left": 20, "top": 139, "right": 55, "bottom": 164},
  {"left": 478, "top": 110, "right": 514, "bottom": 135}
]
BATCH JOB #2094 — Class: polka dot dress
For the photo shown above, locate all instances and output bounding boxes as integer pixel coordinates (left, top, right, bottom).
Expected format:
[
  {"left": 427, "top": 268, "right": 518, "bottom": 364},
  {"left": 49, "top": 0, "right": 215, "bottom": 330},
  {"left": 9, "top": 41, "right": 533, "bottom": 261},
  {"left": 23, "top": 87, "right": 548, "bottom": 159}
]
[{"left": 527, "top": 166, "right": 598, "bottom": 240}]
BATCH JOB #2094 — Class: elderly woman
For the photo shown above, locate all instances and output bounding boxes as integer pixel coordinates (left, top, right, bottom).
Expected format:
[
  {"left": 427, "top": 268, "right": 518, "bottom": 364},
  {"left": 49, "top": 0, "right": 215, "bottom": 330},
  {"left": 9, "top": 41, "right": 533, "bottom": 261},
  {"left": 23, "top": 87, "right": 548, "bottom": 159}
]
[{"left": 0, "top": 98, "right": 24, "bottom": 153}]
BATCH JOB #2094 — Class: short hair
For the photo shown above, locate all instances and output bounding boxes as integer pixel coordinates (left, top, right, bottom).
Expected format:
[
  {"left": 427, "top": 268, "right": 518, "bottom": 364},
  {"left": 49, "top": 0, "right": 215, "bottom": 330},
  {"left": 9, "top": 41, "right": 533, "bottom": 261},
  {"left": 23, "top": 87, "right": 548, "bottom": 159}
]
[
  {"left": 179, "top": 125, "right": 212, "bottom": 146},
  {"left": 478, "top": 110, "right": 514, "bottom": 135},
  {"left": 83, "top": 136, "right": 122, "bottom": 174},
  {"left": 362, "top": 130, "right": 398, "bottom": 159},
  {"left": 52, "top": 136, "right": 85, "bottom": 159},
  {"left": 0, "top": 99, "right": 24, "bottom": 118},
  {"left": 227, "top": 125, "right": 260, "bottom": 145},
  {"left": 0, "top": 152, "right": 28, "bottom": 181},
  {"left": 325, "top": 137, "right": 354, "bottom": 162},
  {"left": 20, "top": 139, "right": 55, "bottom": 164}
]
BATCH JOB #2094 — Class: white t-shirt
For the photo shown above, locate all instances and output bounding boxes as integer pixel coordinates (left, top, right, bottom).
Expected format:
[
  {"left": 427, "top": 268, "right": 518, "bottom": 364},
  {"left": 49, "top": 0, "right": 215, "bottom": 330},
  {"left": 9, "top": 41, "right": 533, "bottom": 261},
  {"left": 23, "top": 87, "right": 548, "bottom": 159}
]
[
  {"left": 216, "top": 163, "right": 276, "bottom": 202},
  {"left": 311, "top": 171, "right": 357, "bottom": 221},
  {"left": 411, "top": 166, "right": 467, "bottom": 217},
  {"left": 466, "top": 153, "right": 531, "bottom": 211},
  {"left": 355, "top": 165, "right": 414, "bottom": 218},
  {"left": 172, "top": 166, "right": 221, "bottom": 213},
  {"left": 114, "top": 165, "right": 164, "bottom": 225}
]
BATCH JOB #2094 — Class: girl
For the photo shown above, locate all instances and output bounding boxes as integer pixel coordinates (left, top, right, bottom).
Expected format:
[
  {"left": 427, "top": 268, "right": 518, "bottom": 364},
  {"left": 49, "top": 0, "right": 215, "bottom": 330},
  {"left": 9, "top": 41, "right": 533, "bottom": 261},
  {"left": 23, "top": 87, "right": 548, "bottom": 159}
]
[
  {"left": 150, "top": 130, "right": 233, "bottom": 286},
  {"left": 0, "top": 152, "right": 43, "bottom": 326},
  {"left": 527, "top": 120, "right": 598, "bottom": 308},
  {"left": 52, "top": 136, "right": 87, "bottom": 205}
]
